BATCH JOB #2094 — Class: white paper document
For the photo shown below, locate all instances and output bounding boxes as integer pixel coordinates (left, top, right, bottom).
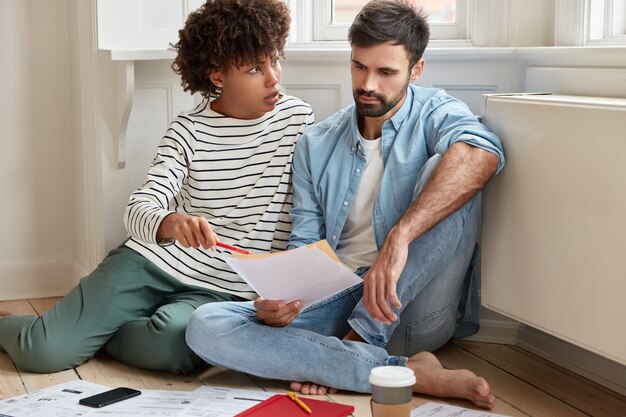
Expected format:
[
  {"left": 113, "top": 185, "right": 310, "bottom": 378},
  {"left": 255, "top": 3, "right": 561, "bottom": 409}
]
[
  {"left": 179, "top": 386, "right": 273, "bottom": 417},
  {"left": 0, "top": 379, "right": 109, "bottom": 417},
  {"left": 411, "top": 402, "right": 510, "bottom": 417},
  {"left": 224, "top": 242, "right": 362, "bottom": 309},
  {"left": 88, "top": 389, "right": 198, "bottom": 416},
  {"left": 0, "top": 381, "right": 275, "bottom": 417}
]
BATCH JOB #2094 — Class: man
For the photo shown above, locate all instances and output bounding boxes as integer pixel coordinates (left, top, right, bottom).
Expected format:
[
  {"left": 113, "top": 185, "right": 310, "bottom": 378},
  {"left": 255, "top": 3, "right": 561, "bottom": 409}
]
[
  {"left": 0, "top": 0, "right": 312, "bottom": 375},
  {"left": 186, "top": 0, "right": 504, "bottom": 408}
]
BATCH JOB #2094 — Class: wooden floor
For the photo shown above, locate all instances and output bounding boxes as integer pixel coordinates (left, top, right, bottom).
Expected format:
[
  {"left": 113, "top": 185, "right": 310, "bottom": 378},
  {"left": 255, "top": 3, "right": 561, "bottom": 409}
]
[{"left": 1, "top": 298, "right": 625, "bottom": 417}]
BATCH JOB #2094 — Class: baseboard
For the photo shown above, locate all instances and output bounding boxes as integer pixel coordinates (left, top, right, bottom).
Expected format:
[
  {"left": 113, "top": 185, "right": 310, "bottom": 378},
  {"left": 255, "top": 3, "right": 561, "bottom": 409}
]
[
  {"left": 516, "top": 324, "right": 626, "bottom": 396},
  {"left": 0, "top": 258, "right": 78, "bottom": 300},
  {"left": 465, "top": 318, "right": 519, "bottom": 345},
  {"left": 467, "top": 315, "right": 626, "bottom": 396}
]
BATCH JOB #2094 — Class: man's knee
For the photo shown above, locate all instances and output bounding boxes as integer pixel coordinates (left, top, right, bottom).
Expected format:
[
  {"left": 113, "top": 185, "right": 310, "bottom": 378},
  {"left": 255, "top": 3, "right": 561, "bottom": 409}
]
[{"left": 386, "top": 303, "right": 456, "bottom": 357}]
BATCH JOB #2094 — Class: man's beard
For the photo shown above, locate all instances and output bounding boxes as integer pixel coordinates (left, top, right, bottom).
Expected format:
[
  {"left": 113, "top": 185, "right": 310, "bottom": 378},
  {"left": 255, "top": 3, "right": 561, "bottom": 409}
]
[{"left": 353, "top": 84, "right": 407, "bottom": 118}]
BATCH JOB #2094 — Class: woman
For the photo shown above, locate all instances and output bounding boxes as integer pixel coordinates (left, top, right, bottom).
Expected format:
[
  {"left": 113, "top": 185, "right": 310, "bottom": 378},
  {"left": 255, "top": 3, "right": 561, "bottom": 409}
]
[{"left": 0, "top": 0, "right": 313, "bottom": 375}]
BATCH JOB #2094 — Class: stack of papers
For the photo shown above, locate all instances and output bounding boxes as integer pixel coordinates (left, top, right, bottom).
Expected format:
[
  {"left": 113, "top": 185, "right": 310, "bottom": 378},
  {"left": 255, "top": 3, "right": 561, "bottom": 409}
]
[
  {"left": 224, "top": 240, "right": 362, "bottom": 309},
  {"left": 0, "top": 380, "right": 273, "bottom": 417},
  {"left": 0, "top": 381, "right": 512, "bottom": 417}
]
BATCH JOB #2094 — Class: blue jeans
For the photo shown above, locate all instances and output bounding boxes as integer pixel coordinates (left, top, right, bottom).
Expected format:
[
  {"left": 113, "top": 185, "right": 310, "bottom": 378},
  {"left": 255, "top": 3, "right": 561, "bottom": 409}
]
[{"left": 186, "top": 155, "right": 481, "bottom": 392}]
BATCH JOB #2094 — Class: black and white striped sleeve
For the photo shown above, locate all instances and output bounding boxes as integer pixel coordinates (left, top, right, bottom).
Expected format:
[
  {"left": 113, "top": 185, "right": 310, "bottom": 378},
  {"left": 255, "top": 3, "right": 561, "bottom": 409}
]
[{"left": 124, "top": 115, "right": 196, "bottom": 244}]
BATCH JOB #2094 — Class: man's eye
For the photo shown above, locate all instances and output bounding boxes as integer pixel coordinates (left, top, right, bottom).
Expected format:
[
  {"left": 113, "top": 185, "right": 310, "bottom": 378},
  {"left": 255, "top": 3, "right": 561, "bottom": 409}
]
[{"left": 248, "top": 67, "right": 260, "bottom": 74}]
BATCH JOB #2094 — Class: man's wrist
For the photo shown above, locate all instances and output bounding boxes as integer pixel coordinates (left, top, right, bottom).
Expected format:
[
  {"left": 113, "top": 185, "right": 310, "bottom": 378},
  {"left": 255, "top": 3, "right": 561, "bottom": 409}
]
[{"left": 387, "top": 225, "right": 412, "bottom": 247}]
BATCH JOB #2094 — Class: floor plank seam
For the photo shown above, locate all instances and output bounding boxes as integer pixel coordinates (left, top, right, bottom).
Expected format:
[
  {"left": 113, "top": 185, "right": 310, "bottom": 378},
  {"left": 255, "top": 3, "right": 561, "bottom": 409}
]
[
  {"left": 454, "top": 343, "right": 601, "bottom": 417},
  {"left": 516, "top": 379, "right": 594, "bottom": 417}
]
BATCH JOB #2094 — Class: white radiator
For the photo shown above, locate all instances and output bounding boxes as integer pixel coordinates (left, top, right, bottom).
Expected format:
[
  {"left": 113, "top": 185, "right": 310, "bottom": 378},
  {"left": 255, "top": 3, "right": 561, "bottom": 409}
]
[{"left": 481, "top": 93, "right": 626, "bottom": 366}]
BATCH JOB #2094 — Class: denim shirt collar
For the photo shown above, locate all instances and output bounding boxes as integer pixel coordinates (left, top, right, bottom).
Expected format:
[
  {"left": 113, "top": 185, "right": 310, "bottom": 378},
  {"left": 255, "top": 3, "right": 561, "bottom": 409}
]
[{"left": 389, "top": 85, "right": 413, "bottom": 131}]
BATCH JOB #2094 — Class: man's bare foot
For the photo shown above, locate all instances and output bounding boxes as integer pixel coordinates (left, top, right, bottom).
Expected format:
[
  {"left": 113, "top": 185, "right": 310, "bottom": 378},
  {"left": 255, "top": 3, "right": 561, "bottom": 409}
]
[
  {"left": 289, "top": 381, "right": 338, "bottom": 395},
  {"left": 406, "top": 351, "right": 496, "bottom": 409}
]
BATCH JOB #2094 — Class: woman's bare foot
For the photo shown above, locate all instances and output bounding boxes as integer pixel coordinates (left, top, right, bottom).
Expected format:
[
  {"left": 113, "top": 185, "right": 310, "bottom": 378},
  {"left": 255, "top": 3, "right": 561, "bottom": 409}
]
[
  {"left": 406, "top": 351, "right": 496, "bottom": 409},
  {"left": 289, "top": 381, "right": 338, "bottom": 395},
  {"left": 342, "top": 328, "right": 364, "bottom": 342}
]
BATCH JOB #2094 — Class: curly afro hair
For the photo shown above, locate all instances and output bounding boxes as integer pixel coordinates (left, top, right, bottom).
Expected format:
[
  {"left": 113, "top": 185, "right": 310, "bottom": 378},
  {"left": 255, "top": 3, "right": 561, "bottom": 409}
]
[{"left": 171, "top": 0, "right": 291, "bottom": 98}]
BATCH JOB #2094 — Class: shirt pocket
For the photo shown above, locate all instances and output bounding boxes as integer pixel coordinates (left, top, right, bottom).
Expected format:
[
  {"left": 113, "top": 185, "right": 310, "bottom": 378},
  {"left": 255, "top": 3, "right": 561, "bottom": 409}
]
[{"left": 390, "top": 162, "right": 420, "bottom": 212}]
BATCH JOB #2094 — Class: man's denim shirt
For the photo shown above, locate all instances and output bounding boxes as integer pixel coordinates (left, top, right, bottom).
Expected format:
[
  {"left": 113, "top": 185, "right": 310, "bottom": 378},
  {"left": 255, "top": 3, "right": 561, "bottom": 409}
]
[
  {"left": 289, "top": 84, "right": 504, "bottom": 249},
  {"left": 288, "top": 85, "right": 505, "bottom": 336}
]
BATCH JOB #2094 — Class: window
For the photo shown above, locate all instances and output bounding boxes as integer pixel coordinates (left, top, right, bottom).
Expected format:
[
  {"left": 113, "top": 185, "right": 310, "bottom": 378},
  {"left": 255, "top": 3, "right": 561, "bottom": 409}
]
[
  {"left": 313, "top": 0, "right": 467, "bottom": 41},
  {"left": 332, "top": 0, "right": 456, "bottom": 23},
  {"left": 588, "top": 0, "right": 626, "bottom": 44}
]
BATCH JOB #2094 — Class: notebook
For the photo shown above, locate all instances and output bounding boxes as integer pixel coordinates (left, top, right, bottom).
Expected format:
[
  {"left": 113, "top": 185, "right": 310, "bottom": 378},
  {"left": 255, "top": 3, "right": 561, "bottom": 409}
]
[{"left": 234, "top": 393, "right": 354, "bottom": 417}]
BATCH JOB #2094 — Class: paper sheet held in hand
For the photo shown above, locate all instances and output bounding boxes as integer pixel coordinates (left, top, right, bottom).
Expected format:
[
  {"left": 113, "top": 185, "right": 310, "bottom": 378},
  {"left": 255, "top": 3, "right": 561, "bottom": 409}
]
[{"left": 224, "top": 240, "right": 362, "bottom": 309}]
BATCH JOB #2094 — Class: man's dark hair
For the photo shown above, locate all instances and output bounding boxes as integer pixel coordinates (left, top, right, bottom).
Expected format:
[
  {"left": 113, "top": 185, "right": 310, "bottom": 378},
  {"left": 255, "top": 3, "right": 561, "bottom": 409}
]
[
  {"left": 348, "top": 0, "right": 429, "bottom": 68},
  {"left": 171, "top": 0, "right": 291, "bottom": 98}
]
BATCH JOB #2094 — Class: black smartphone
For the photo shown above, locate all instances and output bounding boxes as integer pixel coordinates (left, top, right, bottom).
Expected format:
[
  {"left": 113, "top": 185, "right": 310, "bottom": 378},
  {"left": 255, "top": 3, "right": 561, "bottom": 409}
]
[{"left": 79, "top": 387, "right": 141, "bottom": 408}]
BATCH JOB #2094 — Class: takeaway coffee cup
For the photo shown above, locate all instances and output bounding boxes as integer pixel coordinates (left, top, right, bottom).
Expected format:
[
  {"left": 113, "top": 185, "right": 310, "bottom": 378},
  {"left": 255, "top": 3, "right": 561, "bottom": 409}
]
[{"left": 369, "top": 366, "right": 416, "bottom": 417}]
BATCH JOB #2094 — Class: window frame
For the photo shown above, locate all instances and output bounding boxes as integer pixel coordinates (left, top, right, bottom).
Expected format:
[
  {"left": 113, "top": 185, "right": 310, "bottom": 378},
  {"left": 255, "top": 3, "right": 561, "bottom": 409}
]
[
  {"left": 586, "top": 0, "right": 626, "bottom": 45},
  {"left": 312, "top": 0, "right": 468, "bottom": 41}
]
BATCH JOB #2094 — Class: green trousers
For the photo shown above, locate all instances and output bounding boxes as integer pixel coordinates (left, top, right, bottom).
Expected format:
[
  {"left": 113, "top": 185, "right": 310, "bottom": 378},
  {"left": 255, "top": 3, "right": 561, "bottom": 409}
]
[{"left": 0, "top": 246, "right": 243, "bottom": 374}]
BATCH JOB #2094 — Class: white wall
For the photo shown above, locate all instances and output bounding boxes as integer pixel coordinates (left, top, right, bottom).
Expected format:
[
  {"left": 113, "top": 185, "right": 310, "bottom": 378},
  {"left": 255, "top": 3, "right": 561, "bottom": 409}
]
[{"left": 0, "top": 0, "right": 77, "bottom": 299}]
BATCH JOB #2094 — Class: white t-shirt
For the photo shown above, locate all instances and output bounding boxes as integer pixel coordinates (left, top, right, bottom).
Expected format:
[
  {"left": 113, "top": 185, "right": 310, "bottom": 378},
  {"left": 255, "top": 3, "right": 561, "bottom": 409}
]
[{"left": 335, "top": 137, "right": 383, "bottom": 271}]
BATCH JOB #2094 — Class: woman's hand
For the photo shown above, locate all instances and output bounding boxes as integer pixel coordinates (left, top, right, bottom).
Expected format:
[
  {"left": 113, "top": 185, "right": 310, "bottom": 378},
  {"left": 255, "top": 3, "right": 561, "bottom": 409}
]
[{"left": 156, "top": 213, "right": 218, "bottom": 249}]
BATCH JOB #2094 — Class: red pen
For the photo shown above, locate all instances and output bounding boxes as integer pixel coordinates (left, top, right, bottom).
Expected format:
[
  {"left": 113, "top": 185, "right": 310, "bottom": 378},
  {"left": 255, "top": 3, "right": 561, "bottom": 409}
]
[{"left": 216, "top": 241, "right": 252, "bottom": 255}]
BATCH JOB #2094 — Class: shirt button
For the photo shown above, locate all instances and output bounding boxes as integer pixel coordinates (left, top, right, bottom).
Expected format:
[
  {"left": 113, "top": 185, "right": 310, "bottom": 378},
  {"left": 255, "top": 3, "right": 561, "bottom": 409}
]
[
  {"left": 356, "top": 168, "right": 361, "bottom": 173},
  {"left": 351, "top": 146, "right": 356, "bottom": 152},
  {"left": 343, "top": 201, "right": 349, "bottom": 206},
  {"left": 332, "top": 235, "right": 337, "bottom": 240}
]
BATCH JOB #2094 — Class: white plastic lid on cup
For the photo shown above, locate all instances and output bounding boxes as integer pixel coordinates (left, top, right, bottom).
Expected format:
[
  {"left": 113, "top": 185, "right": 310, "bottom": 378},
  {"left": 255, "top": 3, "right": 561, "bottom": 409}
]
[{"left": 369, "top": 366, "right": 416, "bottom": 388}]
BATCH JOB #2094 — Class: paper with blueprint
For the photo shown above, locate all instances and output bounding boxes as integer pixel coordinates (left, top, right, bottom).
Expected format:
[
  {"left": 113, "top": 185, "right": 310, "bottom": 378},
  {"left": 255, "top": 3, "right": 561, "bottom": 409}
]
[{"left": 224, "top": 240, "right": 362, "bottom": 309}]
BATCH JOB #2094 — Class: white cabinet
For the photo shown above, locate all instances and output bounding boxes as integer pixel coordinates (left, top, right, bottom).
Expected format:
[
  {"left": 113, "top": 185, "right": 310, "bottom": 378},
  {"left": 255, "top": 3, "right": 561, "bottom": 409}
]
[{"left": 481, "top": 94, "right": 626, "bottom": 366}]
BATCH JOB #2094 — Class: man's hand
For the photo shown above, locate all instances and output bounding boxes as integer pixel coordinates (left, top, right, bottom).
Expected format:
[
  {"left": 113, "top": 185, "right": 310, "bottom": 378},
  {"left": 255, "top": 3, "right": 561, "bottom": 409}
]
[
  {"left": 254, "top": 297, "right": 303, "bottom": 327},
  {"left": 157, "top": 212, "right": 218, "bottom": 249},
  {"left": 363, "top": 229, "right": 409, "bottom": 324}
]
